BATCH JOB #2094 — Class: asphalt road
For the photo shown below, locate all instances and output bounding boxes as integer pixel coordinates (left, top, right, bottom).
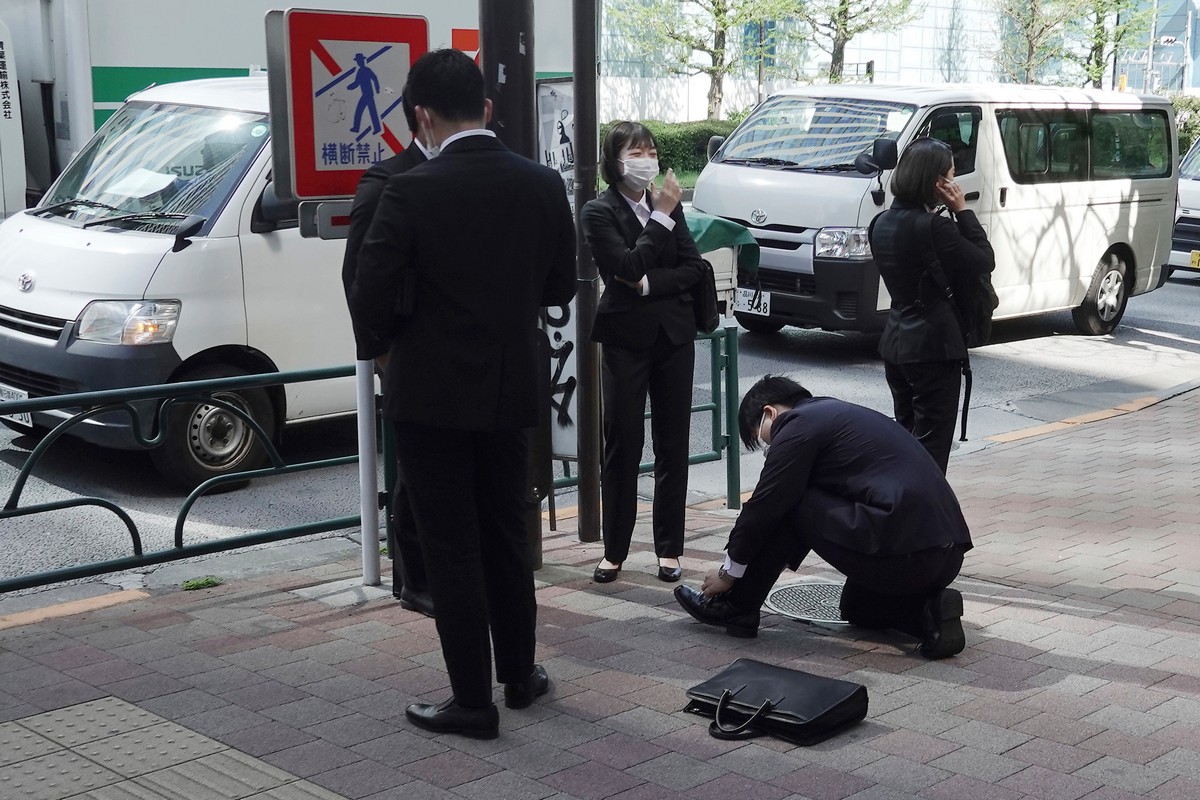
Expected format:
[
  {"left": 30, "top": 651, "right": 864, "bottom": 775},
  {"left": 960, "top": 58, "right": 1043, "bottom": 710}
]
[{"left": 4, "top": 270, "right": 1200, "bottom": 590}]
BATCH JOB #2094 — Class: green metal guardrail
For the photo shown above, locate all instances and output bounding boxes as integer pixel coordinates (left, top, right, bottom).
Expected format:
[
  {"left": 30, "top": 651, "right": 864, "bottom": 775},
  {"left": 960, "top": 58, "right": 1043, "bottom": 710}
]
[
  {"left": 0, "top": 366, "right": 360, "bottom": 593},
  {"left": 552, "top": 324, "right": 742, "bottom": 510}
]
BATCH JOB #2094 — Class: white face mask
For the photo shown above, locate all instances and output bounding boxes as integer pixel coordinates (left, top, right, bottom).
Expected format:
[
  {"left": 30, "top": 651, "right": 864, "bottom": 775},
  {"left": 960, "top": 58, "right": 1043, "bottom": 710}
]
[
  {"left": 424, "top": 138, "right": 441, "bottom": 159},
  {"left": 621, "top": 156, "right": 659, "bottom": 192}
]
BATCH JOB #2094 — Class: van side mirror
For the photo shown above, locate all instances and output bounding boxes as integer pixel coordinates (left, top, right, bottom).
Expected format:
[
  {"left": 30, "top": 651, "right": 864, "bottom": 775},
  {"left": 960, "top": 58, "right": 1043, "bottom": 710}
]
[
  {"left": 708, "top": 135, "right": 725, "bottom": 161},
  {"left": 855, "top": 138, "right": 899, "bottom": 174},
  {"left": 253, "top": 182, "right": 299, "bottom": 233}
]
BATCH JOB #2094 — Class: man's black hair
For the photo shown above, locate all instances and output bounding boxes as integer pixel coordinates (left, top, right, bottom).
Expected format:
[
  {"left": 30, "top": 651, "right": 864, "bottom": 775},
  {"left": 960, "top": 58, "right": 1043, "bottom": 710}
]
[
  {"left": 401, "top": 84, "right": 418, "bottom": 137},
  {"left": 599, "top": 121, "right": 657, "bottom": 187},
  {"left": 738, "top": 374, "right": 813, "bottom": 451},
  {"left": 405, "top": 49, "right": 485, "bottom": 124}
]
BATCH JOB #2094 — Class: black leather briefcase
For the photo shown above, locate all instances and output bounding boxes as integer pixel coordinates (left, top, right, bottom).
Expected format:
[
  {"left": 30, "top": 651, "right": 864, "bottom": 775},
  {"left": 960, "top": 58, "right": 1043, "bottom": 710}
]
[{"left": 684, "top": 658, "right": 868, "bottom": 746}]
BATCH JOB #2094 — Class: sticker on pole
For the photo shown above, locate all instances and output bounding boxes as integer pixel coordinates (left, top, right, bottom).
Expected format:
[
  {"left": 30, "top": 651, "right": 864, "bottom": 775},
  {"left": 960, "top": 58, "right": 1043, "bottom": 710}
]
[{"left": 266, "top": 9, "right": 428, "bottom": 200}]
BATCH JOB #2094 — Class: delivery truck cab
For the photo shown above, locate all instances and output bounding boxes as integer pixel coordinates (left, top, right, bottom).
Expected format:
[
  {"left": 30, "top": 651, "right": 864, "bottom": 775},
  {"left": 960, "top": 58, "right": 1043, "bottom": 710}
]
[
  {"left": 694, "top": 84, "right": 1177, "bottom": 338},
  {"left": 0, "top": 77, "right": 354, "bottom": 489}
]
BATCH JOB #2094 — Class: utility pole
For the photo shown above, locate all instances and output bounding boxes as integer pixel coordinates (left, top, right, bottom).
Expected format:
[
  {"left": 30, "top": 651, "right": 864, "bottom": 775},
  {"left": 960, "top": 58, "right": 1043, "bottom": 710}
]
[
  {"left": 574, "top": 0, "right": 602, "bottom": 543},
  {"left": 478, "top": 0, "right": 548, "bottom": 562}
]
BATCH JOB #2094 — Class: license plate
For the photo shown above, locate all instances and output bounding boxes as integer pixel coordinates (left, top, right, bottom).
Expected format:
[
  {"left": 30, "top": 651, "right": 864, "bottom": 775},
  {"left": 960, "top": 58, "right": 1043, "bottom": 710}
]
[
  {"left": 1191, "top": 250, "right": 1200, "bottom": 268},
  {"left": 0, "top": 382, "right": 32, "bottom": 428},
  {"left": 732, "top": 287, "right": 771, "bottom": 316}
]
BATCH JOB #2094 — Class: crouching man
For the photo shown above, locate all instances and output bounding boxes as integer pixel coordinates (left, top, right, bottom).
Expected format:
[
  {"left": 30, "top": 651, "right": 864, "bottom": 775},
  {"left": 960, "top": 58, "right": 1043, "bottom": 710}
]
[{"left": 675, "top": 375, "right": 972, "bottom": 659}]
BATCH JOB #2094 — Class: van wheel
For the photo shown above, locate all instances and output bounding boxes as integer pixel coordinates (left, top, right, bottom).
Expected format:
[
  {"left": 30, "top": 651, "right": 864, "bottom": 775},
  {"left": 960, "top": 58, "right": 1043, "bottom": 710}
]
[
  {"left": 150, "top": 365, "right": 275, "bottom": 492},
  {"left": 735, "top": 312, "right": 785, "bottom": 334},
  {"left": 1072, "top": 252, "right": 1129, "bottom": 335}
]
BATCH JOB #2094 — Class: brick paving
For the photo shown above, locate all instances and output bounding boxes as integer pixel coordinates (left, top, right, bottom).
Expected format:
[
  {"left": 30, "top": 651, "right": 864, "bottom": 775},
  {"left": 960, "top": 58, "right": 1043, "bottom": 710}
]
[{"left": 1, "top": 390, "right": 1199, "bottom": 799}]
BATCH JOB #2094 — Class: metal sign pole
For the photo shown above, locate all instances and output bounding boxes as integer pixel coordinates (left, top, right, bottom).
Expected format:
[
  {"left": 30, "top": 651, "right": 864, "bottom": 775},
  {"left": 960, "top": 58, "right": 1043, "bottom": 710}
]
[{"left": 356, "top": 362, "right": 381, "bottom": 585}]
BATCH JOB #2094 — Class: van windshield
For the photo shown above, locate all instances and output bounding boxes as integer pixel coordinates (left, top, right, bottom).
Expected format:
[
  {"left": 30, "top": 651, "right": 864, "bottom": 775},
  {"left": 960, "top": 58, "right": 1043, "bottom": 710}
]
[
  {"left": 40, "top": 102, "right": 269, "bottom": 231},
  {"left": 1181, "top": 138, "right": 1200, "bottom": 180},
  {"left": 716, "top": 95, "right": 916, "bottom": 170}
]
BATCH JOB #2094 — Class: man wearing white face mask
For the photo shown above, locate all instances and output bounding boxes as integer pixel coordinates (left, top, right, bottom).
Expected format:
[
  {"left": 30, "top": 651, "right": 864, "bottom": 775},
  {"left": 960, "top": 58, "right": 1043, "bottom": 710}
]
[
  {"left": 674, "top": 375, "right": 973, "bottom": 659},
  {"left": 581, "top": 121, "right": 709, "bottom": 587}
]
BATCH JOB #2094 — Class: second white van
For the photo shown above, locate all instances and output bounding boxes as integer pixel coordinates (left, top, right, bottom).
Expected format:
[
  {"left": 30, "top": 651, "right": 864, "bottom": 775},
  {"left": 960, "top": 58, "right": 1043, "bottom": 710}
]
[{"left": 694, "top": 84, "right": 1177, "bottom": 337}]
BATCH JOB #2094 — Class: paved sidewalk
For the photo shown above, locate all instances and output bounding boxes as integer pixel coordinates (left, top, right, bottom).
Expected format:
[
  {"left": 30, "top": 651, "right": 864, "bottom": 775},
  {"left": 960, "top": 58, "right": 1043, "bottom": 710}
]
[{"left": 1, "top": 390, "right": 1199, "bottom": 800}]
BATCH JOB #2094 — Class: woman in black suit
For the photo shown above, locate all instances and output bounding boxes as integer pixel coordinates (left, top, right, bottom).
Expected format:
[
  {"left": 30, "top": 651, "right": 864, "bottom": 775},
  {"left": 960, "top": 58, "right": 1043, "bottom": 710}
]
[
  {"left": 581, "top": 121, "right": 707, "bottom": 584},
  {"left": 869, "top": 137, "right": 995, "bottom": 473}
]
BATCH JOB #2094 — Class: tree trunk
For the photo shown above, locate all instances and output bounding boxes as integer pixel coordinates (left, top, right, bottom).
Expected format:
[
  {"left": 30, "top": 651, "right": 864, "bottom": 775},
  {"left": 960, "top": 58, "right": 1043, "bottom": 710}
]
[
  {"left": 829, "top": 0, "right": 851, "bottom": 82},
  {"left": 708, "top": 28, "right": 726, "bottom": 119}
]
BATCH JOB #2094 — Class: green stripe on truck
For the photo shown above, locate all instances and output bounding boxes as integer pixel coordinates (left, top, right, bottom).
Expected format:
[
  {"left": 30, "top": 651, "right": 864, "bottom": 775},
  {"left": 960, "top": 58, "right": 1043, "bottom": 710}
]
[{"left": 91, "top": 66, "right": 250, "bottom": 104}]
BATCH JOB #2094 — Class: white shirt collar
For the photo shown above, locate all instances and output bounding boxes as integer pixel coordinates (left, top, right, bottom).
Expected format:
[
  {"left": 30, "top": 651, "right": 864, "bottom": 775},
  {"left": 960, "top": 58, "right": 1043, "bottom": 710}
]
[
  {"left": 440, "top": 128, "right": 497, "bottom": 150},
  {"left": 412, "top": 137, "right": 435, "bottom": 160}
]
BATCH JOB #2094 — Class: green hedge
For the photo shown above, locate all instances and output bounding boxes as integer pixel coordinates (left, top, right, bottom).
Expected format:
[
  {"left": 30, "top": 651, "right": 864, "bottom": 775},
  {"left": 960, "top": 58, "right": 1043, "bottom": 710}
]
[{"left": 599, "top": 119, "right": 738, "bottom": 175}]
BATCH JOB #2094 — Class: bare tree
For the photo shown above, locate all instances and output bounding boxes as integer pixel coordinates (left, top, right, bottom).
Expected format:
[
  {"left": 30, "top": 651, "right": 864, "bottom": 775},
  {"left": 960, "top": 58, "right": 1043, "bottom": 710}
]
[
  {"left": 992, "top": 0, "right": 1078, "bottom": 83},
  {"left": 937, "top": 0, "right": 969, "bottom": 82},
  {"left": 799, "top": 0, "right": 918, "bottom": 82},
  {"left": 607, "top": 0, "right": 806, "bottom": 119},
  {"left": 1063, "top": 0, "right": 1151, "bottom": 88}
]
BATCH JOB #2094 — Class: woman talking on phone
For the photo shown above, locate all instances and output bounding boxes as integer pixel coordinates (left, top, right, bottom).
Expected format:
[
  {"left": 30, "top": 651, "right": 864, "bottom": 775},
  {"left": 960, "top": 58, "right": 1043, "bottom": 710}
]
[
  {"left": 869, "top": 136, "right": 995, "bottom": 474},
  {"left": 581, "top": 121, "right": 707, "bottom": 584}
]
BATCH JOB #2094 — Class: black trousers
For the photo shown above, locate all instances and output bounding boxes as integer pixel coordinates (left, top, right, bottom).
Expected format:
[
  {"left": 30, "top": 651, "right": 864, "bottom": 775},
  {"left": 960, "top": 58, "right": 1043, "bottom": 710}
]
[
  {"left": 392, "top": 421, "right": 536, "bottom": 709},
  {"left": 600, "top": 334, "right": 695, "bottom": 564},
  {"left": 884, "top": 360, "right": 962, "bottom": 474},
  {"left": 728, "top": 522, "right": 965, "bottom": 638},
  {"left": 389, "top": 476, "right": 428, "bottom": 593}
]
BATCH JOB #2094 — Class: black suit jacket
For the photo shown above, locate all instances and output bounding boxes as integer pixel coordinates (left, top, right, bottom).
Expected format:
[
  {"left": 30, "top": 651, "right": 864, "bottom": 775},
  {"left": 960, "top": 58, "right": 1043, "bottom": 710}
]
[
  {"left": 341, "top": 145, "right": 427, "bottom": 359},
  {"left": 581, "top": 186, "right": 706, "bottom": 349},
  {"left": 349, "top": 134, "right": 577, "bottom": 431},
  {"left": 726, "top": 398, "right": 972, "bottom": 567},
  {"left": 871, "top": 202, "right": 995, "bottom": 364}
]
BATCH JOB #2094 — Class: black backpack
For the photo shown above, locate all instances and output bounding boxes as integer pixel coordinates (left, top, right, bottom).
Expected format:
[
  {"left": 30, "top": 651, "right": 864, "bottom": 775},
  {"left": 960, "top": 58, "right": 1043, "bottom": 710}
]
[{"left": 913, "top": 212, "right": 998, "bottom": 349}]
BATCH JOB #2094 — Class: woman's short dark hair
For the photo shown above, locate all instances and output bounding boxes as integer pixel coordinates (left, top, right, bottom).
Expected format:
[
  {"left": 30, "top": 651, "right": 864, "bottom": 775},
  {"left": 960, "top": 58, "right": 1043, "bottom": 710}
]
[
  {"left": 737, "top": 374, "right": 814, "bottom": 450},
  {"left": 890, "top": 137, "right": 953, "bottom": 208},
  {"left": 599, "top": 121, "right": 657, "bottom": 186}
]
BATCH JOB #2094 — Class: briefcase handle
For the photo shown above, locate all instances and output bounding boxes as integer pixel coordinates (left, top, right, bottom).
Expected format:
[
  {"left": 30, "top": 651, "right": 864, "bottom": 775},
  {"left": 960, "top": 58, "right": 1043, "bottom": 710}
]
[{"left": 709, "top": 688, "right": 777, "bottom": 740}]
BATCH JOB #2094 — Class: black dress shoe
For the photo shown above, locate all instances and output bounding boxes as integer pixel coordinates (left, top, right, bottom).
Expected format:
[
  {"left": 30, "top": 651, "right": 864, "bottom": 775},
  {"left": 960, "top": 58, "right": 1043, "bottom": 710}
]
[
  {"left": 657, "top": 563, "right": 682, "bottom": 583},
  {"left": 504, "top": 664, "right": 550, "bottom": 709},
  {"left": 593, "top": 563, "right": 621, "bottom": 583},
  {"left": 673, "top": 585, "right": 760, "bottom": 638},
  {"left": 397, "top": 587, "right": 435, "bottom": 618},
  {"left": 918, "top": 588, "right": 965, "bottom": 660},
  {"left": 405, "top": 697, "right": 499, "bottom": 739}
]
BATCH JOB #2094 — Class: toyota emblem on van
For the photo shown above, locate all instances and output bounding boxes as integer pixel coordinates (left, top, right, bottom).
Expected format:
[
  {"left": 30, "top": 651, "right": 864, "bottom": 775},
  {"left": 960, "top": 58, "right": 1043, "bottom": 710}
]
[
  {"left": 750, "top": 209, "right": 768, "bottom": 225},
  {"left": 18, "top": 272, "right": 35, "bottom": 293}
]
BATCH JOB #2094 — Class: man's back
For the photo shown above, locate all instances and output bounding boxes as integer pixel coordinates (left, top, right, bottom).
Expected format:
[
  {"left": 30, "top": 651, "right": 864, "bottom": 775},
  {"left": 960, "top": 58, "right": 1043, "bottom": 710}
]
[{"left": 353, "top": 135, "right": 576, "bottom": 430}]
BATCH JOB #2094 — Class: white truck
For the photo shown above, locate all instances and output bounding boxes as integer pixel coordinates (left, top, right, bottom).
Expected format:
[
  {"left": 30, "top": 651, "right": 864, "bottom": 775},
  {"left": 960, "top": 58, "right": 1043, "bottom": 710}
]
[{"left": 0, "top": 0, "right": 571, "bottom": 489}]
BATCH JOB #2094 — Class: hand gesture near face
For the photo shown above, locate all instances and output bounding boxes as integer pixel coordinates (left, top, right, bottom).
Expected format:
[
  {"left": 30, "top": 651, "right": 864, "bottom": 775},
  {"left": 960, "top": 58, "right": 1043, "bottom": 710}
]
[
  {"left": 935, "top": 176, "right": 967, "bottom": 213},
  {"left": 649, "top": 168, "right": 682, "bottom": 213}
]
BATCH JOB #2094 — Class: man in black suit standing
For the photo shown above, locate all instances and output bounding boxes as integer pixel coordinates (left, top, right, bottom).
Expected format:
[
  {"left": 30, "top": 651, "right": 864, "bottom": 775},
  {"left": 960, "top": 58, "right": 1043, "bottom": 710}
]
[
  {"left": 341, "top": 90, "right": 434, "bottom": 619},
  {"left": 349, "top": 49, "right": 576, "bottom": 740}
]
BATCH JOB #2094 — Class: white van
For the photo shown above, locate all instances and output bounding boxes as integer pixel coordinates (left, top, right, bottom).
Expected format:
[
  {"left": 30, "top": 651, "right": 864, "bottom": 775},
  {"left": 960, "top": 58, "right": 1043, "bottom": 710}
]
[
  {"left": 1168, "top": 135, "right": 1200, "bottom": 275},
  {"left": 693, "top": 84, "right": 1177, "bottom": 337},
  {"left": 0, "top": 77, "right": 353, "bottom": 488}
]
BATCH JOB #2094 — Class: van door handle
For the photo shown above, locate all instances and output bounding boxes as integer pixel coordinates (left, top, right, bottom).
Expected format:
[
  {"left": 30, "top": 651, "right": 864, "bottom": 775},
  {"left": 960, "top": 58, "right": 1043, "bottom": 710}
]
[
  {"left": 964, "top": 191, "right": 980, "bottom": 201},
  {"left": 999, "top": 187, "right": 1008, "bottom": 207}
]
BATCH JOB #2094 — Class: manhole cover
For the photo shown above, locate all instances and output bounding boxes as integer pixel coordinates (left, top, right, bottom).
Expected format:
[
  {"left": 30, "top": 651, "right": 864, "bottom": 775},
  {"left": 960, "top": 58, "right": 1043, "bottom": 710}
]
[{"left": 765, "top": 581, "right": 849, "bottom": 625}]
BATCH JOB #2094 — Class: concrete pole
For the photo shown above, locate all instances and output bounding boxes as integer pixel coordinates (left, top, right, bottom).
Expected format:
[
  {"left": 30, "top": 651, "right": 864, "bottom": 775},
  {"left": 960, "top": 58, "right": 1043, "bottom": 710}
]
[{"left": 573, "top": 0, "right": 602, "bottom": 543}]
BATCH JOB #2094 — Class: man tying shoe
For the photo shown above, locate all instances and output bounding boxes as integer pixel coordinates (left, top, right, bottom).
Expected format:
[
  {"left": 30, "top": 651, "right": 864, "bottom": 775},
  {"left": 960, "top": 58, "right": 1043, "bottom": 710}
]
[{"left": 675, "top": 375, "right": 972, "bottom": 659}]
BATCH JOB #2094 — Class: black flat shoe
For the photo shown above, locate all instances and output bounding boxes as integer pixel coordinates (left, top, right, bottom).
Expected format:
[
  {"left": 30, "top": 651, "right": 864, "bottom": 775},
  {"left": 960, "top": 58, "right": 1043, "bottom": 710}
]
[
  {"left": 405, "top": 697, "right": 499, "bottom": 739},
  {"left": 504, "top": 664, "right": 550, "bottom": 709},
  {"left": 593, "top": 563, "right": 621, "bottom": 583},
  {"left": 673, "top": 584, "right": 760, "bottom": 638},
  {"left": 657, "top": 564, "right": 682, "bottom": 583},
  {"left": 397, "top": 587, "right": 435, "bottom": 618},
  {"left": 919, "top": 588, "right": 965, "bottom": 660}
]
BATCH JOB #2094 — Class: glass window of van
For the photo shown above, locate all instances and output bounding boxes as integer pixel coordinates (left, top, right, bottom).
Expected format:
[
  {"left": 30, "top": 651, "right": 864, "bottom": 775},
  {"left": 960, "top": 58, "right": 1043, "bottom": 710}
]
[
  {"left": 42, "top": 102, "right": 269, "bottom": 233},
  {"left": 1180, "top": 137, "right": 1200, "bottom": 180},
  {"left": 997, "top": 108, "right": 1169, "bottom": 183},
  {"left": 715, "top": 95, "right": 916, "bottom": 170},
  {"left": 921, "top": 109, "right": 981, "bottom": 174},
  {"left": 1090, "top": 110, "right": 1171, "bottom": 179}
]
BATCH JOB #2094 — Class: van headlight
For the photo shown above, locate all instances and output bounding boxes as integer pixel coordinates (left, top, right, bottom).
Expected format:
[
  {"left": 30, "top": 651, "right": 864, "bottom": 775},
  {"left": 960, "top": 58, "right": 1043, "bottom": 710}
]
[
  {"left": 76, "top": 300, "right": 181, "bottom": 345},
  {"left": 815, "top": 227, "right": 872, "bottom": 259}
]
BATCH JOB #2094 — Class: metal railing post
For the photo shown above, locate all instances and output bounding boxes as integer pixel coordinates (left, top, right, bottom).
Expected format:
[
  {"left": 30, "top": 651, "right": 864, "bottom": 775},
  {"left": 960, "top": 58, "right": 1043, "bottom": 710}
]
[{"left": 724, "top": 323, "right": 742, "bottom": 510}]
